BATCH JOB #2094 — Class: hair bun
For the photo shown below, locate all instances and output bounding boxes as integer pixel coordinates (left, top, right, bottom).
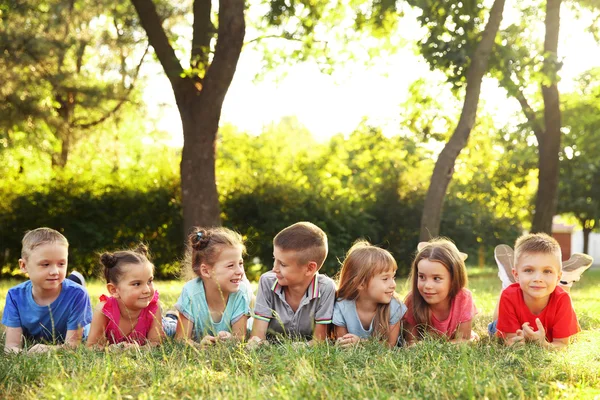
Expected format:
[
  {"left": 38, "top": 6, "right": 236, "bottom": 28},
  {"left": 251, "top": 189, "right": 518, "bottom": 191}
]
[
  {"left": 100, "top": 253, "right": 118, "bottom": 269},
  {"left": 134, "top": 243, "right": 149, "bottom": 257},
  {"left": 189, "top": 228, "right": 211, "bottom": 251}
]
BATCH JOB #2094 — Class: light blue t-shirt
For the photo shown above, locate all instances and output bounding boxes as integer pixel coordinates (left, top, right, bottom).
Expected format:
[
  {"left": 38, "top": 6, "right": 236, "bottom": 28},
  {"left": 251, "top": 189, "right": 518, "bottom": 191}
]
[
  {"left": 1, "top": 279, "right": 92, "bottom": 344},
  {"left": 332, "top": 297, "right": 407, "bottom": 339},
  {"left": 175, "top": 278, "right": 252, "bottom": 339}
]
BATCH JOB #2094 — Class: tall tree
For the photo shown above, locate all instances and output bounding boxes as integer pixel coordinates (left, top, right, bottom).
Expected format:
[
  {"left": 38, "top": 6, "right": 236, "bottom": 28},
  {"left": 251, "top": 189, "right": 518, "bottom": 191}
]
[
  {"left": 492, "top": 0, "right": 566, "bottom": 233},
  {"left": 130, "top": 0, "right": 244, "bottom": 232},
  {"left": 418, "top": 0, "right": 506, "bottom": 240},
  {"left": 532, "top": 0, "right": 563, "bottom": 233}
]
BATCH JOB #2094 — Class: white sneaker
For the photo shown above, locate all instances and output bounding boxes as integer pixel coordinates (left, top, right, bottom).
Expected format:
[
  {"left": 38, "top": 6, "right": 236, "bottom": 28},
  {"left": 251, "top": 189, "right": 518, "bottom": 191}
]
[
  {"left": 68, "top": 271, "right": 86, "bottom": 287},
  {"left": 494, "top": 244, "right": 516, "bottom": 290},
  {"left": 560, "top": 253, "right": 593, "bottom": 289}
]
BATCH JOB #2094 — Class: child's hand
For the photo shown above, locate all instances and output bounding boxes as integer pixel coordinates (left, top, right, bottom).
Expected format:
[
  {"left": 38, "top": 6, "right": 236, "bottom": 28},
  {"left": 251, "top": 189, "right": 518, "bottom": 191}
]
[
  {"left": 27, "top": 344, "right": 53, "bottom": 354},
  {"left": 522, "top": 319, "right": 547, "bottom": 345},
  {"left": 506, "top": 330, "right": 525, "bottom": 347},
  {"left": 200, "top": 335, "right": 217, "bottom": 346},
  {"left": 111, "top": 342, "right": 139, "bottom": 351},
  {"left": 217, "top": 331, "right": 233, "bottom": 341},
  {"left": 246, "top": 336, "right": 268, "bottom": 350},
  {"left": 336, "top": 333, "right": 360, "bottom": 348}
]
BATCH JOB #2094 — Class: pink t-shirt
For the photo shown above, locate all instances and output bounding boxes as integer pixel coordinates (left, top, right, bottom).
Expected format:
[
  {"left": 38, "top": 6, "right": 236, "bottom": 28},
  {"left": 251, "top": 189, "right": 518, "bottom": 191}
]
[
  {"left": 404, "top": 288, "right": 477, "bottom": 338},
  {"left": 100, "top": 291, "right": 159, "bottom": 345}
]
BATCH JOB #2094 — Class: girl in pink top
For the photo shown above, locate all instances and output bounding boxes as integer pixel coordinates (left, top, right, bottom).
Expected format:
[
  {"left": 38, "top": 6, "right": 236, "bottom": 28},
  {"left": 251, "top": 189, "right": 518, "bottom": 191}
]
[
  {"left": 86, "top": 244, "right": 164, "bottom": 348},
  {"left": 403, "top": 239, "right": 478, "bottom": 344}
]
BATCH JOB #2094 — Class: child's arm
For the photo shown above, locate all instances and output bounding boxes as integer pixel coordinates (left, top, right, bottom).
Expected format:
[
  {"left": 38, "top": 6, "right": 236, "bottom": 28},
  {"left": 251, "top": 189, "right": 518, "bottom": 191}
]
[
  {"left": 249, "top": 318, "right": 269, "bottom": 342},
  {"left": 403, "top": 320, "right": 420, "bottom": 345},
  {"left": 522, "top": 318, "right": 569, "bottom": 350},
  {"left": 86, "top": 304, "right": 109, "bottom": 348},
  {"left": 175, "top": 313, "right": 194, "bottom": 341},
  {"left": 387, "top": 321, "right": 401, "bottom": 348},
  {"left": 312, "top": 278, "right": 335, "bottom": 343},
  {"left": 146, "top": 306, "right": 165, "bottom": 346},
  {"left": 26, "top": 328, "right": 84, "bottom": 353},
  {"left": 450, "top": 320, "right": 474, "bottom": 344},
  {"left": 64, "top": 327, "right": 84, "bottom": 347},
  {"left": 312, "top": 323, "right": 328, "bottom": 342},
  {"left": 4, "top": 327, "right": 23, "bottom": 353},
  {"left": 231, "top": 315, "right": 248, "bottom": 340},
  {"left": 334, "top": 325, "right": 360, "bottom": 347}
]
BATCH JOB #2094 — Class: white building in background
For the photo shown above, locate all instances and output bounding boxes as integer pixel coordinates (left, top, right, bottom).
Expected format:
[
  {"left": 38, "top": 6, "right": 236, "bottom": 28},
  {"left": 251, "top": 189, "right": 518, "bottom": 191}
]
[{"left": 571, "top": 230, "right": 600, "bottom": 263}]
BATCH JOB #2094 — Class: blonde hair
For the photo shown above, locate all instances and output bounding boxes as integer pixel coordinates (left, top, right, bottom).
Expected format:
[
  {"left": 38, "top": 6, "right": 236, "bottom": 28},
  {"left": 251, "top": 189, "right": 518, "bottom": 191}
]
[
  {"left": 273, "top": 222, "right": 328, "bottom": 268},
  {"left": 184, "top": 227, "right": 245, "bottom": 280},
  {"left": 21, "top": 227, "right": 69, "bottom": 259},
  {"left": 336, "top": 240, "right": 398, "bottom": 339},
  {"left": 514, "top": 233, "right": 561, "bottom": 269},
  {"left": 405, "top": 238, "right": 467, "bottom": 336}
]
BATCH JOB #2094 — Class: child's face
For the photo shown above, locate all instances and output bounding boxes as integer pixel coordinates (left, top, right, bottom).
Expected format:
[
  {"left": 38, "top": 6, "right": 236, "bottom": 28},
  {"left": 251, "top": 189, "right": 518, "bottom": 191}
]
[
  {"left": 19, "top": 243, "right": 68, "bottom": 292},
  {"left": 206, "top": 246, "right": 245, "bottom": 293},
  {"left": 362, "top": 269, "right": 397, "bottom": 305},
  {"left": 513, "top": 252, "right": 562, "bottom": 301},
  {"left": 110, "top": 262, "right": 155, "bottom": 310},
  {"left": 272, "top": 246, "right": 311, "bottom": 287},
  {"left": 416, "top": 259, "right": 451, "bottom": 307}
]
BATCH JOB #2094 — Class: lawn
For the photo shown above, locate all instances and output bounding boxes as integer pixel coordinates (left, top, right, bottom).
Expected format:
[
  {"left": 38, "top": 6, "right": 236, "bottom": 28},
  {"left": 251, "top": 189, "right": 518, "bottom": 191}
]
[{"left": 0, "top": 268, "right": 599, "bottom": 399}]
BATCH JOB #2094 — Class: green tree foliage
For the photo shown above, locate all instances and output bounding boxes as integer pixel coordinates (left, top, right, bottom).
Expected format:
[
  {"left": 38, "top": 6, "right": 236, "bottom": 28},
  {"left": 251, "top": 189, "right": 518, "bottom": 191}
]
[
  {"left": 1, "top": 113, "right": 524, "bottom": 279},
  {"left": 558, "top": 68, "right": 600, "bottom": 252},
  {"left": 0, "top": 0, "right": 148, "bottom": 168}
]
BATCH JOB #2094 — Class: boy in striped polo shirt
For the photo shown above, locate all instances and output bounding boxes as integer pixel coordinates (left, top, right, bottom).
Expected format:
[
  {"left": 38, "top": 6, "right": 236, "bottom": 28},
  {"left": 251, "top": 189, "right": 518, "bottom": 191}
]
[{"left": 249, "top": 222, "right": 335, "bottom": 345}]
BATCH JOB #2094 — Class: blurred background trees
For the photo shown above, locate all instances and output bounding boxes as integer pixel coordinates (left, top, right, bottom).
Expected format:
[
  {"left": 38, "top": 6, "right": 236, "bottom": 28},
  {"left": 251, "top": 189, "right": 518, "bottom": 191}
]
[{"left": 1, "top": 0, "right": 599, "bottom": 279}]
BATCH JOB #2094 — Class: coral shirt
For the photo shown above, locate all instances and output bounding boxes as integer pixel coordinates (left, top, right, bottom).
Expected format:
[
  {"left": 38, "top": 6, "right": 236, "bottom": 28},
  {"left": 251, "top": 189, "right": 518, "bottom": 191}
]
[
  {"left": 404, "top": 288, "right": 477, "bottom": 338},
  {"left": 100, "top": 291, "right": 159, "bottom": 345},
  {"left": 496, "top": 283, "right": 580, "bottom": 342}
]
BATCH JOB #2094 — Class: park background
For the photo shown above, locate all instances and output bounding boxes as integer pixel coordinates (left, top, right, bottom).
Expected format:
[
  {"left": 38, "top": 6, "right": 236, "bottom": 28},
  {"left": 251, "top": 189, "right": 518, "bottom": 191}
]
[{"left": 1, "top": 0, "right": 600, "bottom": 398}]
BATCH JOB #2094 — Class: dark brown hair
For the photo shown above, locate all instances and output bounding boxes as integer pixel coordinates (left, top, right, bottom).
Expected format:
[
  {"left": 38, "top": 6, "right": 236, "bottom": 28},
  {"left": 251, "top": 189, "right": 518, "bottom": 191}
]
[
  {"left": 21, "top": 227, "right": 69, "bottom": 259},
  {"left": 273, "top": 222, "right": 328, "bottom": 268},
  {"left": 184, "top": 227, "right": 245, "bottom": 280},
  {"left": 99, "top": 243, "right": 152, "bottom": 284},
  {"left": 405, "top": 238, "right": 467, "bottom": 337}
]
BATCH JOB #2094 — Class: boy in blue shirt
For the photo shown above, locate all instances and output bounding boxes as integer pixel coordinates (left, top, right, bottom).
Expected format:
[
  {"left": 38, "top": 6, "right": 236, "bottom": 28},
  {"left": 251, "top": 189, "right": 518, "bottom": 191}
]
[{"left": 2, "top": 228, "right": 92, "bottom": 353}]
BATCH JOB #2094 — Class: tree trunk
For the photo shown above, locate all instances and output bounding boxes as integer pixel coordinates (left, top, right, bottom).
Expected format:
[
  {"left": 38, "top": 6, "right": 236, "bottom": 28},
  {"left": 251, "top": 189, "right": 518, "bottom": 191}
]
[
  {"left": 583, "top": 226, "right": 591, "bottom": 254},
  {"left": 52, "top": 91, "right": 75, "bottom": 169},
  {"left": 131, "top": 0, "right": 245, "bottom": 234},
  {"left": 419, "top": 0, "right": 506, "bottom": 241},
  {"left": 531, "top": 0, "right": 562, "bottom": 234}
]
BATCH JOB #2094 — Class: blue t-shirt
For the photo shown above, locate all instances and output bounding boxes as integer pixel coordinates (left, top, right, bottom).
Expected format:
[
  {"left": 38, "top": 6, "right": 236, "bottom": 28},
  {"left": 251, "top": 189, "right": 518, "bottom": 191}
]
[
  {"left": 2, "top": 279, "right": 93, "bottom": 344},
  {"left": 332, "top": 297, "right": 407, "bottom": 339},
  {"left": 175, "top": 278, "right": 252, "bottom": 339}
]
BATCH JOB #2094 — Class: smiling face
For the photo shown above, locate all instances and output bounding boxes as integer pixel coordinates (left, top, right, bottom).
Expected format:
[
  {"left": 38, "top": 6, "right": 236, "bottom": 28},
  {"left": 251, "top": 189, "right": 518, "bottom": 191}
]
[
  {"left": 513, "top": 252, "right": 562, "bottom": 303},
  {"left": 109, "top": 262, "right": 155, "bottom": 311},
  {"left": 204, "top": 246, "right": 245, "bottom": 294},
  {"left": 416, "top": 259, "right": 452, "bottom": 307},
  {"left": 362, "top": 269, "right": 397, "bottom": 304},
  {"left": 19, "top": 243, "right": 68, "bottom": 293},
  {"left": 272, "top": 246, "right": 312, "bottom": 287}
]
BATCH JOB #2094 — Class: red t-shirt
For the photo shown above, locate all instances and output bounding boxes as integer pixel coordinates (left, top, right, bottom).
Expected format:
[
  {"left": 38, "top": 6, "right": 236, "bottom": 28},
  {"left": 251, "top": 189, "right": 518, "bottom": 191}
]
[{"left": 496, "top": 283, "right": 580, "bottom": 342}]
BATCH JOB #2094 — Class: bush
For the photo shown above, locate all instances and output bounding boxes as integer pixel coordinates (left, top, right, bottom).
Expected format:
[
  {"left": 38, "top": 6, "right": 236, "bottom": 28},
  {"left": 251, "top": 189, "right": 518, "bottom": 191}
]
[{"left": 0, "top": 181, "right": 183, "bottom": 279}]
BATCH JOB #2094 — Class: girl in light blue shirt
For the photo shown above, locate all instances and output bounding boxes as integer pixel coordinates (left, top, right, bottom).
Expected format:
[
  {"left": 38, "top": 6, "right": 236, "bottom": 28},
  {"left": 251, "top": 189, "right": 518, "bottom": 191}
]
[
  {"left": 333, "top": 241, "right": 407, "bottom": 347},
  {"left": 175, "top": 227, "right": 251, "bottom": 345}
]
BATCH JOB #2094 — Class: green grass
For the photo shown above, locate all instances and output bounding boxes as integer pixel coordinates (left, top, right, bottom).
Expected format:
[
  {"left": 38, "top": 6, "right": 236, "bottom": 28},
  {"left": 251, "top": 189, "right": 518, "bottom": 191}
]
[{"left": 1, "top": 269, "right": 599, "bottom": 399}]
